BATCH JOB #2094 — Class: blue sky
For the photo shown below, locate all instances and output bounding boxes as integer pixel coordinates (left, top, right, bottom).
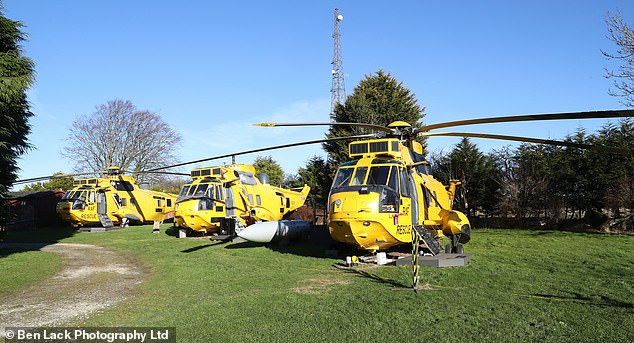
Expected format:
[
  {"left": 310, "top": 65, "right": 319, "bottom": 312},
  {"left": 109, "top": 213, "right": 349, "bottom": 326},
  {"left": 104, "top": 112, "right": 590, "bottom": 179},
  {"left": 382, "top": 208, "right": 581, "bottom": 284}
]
[{"left": 5, "top": 0, "right": 634, "bottom": 184}]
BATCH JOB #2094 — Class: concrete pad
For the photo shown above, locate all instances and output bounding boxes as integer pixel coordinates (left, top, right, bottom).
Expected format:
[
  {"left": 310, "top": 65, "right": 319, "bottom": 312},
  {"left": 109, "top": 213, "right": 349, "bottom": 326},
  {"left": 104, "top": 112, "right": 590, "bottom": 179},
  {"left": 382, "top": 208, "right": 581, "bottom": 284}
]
[{"left": 395, "top": 253, "right": 474, "bottom": 268}]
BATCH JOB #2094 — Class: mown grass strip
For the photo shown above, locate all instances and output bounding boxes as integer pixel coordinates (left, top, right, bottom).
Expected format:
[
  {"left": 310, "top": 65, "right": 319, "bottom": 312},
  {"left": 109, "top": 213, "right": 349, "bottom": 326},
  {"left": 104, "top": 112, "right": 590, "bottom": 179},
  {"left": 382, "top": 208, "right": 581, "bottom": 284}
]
[{"left": 2, "top": 226, "right": 632, "bottom": 342}]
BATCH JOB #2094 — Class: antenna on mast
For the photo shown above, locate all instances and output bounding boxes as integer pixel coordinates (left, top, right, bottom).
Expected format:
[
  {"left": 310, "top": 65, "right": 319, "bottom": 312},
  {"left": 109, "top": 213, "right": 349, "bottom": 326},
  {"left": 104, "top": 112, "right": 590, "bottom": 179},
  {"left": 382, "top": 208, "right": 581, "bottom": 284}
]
[{"left": 330, "top": 8, "right": 346, "bottom": 119}]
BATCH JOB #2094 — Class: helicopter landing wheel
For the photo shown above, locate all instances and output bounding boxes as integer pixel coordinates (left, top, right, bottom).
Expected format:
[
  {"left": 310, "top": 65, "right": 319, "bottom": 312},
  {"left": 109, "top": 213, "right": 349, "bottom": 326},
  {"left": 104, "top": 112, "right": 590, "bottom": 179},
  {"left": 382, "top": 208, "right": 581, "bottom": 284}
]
[{"left": 445, "top": 235, "right": 464, "bottom": 254}]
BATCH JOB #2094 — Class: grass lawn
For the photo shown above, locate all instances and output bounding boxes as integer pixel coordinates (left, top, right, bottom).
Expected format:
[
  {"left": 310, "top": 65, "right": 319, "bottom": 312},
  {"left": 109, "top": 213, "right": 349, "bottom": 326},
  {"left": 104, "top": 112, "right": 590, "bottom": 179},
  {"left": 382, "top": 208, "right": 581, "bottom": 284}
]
[
  {"left": 0, "top": 248, "right": 62, "bottom": 297},
  {"left": 2, "top": 226, "right": 632, "bottom": 342}
]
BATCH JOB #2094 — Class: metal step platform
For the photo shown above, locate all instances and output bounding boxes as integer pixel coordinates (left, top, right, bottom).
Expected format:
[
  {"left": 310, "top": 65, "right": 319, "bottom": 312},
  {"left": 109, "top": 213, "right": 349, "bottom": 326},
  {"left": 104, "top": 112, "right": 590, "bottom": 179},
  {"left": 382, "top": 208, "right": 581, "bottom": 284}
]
[
  {"left": 78, "top": 226, "right": 120, "bottom": 233},
  {"left": 394, "top": 253, "right": 474, "bottom": 268},
  {"left": 413, "top": 224, "right": 442, "bottom": 255},
  {"left": 97, "top": 213, "right": 114, "bottom": 228}
]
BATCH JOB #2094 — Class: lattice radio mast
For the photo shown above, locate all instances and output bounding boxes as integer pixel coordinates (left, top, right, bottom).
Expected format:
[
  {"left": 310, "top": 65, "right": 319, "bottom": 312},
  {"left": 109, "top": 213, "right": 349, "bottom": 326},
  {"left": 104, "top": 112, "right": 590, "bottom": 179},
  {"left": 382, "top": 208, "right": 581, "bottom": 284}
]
[{"left": 330, "top": 8, "right": 346, "bottom": 118}]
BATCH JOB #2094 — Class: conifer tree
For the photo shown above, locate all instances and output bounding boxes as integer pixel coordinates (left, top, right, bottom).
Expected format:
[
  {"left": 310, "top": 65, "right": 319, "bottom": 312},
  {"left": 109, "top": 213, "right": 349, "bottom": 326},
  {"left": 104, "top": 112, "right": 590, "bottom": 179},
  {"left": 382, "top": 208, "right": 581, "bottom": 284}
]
[{"left": 0, "top": 3, "right": 35, "bottom": 224}]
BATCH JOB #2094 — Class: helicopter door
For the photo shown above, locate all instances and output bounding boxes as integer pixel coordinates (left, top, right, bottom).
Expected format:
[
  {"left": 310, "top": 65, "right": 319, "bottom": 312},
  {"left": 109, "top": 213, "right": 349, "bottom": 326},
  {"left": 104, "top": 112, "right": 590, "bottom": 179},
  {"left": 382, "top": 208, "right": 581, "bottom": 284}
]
[
  {"left": 96, "top": 191, "right": 114, "bottom": 228},
  {"left": 408, "top": 173, "right": 419, "bottom": 225},
  {"left": 398, "top": 168, "right": 414, "bottom": 226},
  {"left": 97, "top": 191, "right": 107, "bottom": 215},
  {"left": 225, "top": 187, "right": 236, "bottom": 217}
]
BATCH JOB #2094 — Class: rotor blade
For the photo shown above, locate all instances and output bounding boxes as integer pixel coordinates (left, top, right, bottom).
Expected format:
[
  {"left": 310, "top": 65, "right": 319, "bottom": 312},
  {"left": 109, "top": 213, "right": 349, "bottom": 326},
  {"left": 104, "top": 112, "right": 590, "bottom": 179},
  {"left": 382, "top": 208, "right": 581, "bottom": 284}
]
[
  {"left": 122, "top": 170, "right": 190, "bottom": 176},
  {"left": 255, "top": 122, "right": 394, "bottom": 133},
  {"left": 418, "top": 110, "right": 634, "bottom": 132},
  {"left": 421, "top": 131, "right": 632, "bottom": 154},
  {"left": 13, "top": 171, "right": 105, "bottom": 185},
  {"left": 148, "top": 134, "right": 376, "bottom": 172}
]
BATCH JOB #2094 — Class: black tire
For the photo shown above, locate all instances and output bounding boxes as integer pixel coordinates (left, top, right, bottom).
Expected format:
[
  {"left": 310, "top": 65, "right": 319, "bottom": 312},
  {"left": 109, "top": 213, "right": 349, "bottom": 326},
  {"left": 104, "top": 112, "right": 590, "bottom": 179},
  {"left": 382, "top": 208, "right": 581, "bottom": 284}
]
[
  {"left": 445, "top": 243, "right": 453, "bottom": 254},
  {"left": 456, "top": 244, "right": 464, "bottom": 254}
]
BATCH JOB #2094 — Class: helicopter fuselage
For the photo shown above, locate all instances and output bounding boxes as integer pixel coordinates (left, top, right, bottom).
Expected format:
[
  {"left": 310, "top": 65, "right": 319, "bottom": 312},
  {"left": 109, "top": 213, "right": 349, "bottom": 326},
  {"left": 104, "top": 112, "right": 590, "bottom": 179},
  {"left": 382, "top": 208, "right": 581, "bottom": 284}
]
[
  {"left": 327, "top": 137, "right": 471, "bottom": 252},
  {"left": 56, "top": 178, "right": 118, "bottom": 226},
  {"left": 56, "top": 170, "right": 177, "bottom": 227},
  {"left": 175, "top": 164, "right": 310, "bottom": 234}
]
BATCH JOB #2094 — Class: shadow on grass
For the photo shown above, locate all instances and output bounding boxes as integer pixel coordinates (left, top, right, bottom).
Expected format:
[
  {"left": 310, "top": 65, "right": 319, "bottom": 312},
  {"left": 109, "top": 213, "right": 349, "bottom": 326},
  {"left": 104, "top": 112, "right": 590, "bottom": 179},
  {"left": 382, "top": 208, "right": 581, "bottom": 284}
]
[
  {"left": 180, "top": 243, "right": 224, "bottom": 253},
  {"left": 527, "top": 291, "right": 634, "bottom": 310},
  {"left": 164, "top": 226, "right": 180, "bottom": 237},
  {"left": 224, "top": 241, "right": 270, "bottom": 249},
  {"left": 332, "top": 264, "right": 409, "bottom": 288},
  {"left": 232, "top": 224, "right": 369, "bottom": 259},
  {"left": 0, "top": 225, "right": 77, "bottom": 258}
]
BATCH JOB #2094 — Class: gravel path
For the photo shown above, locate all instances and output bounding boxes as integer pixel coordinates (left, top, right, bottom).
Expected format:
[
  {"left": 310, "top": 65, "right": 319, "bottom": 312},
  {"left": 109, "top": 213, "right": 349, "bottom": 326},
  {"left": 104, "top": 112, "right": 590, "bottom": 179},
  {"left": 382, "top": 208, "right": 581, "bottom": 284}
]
[{"left": 0, "top": 243, "right": 145, "bottom": 330}]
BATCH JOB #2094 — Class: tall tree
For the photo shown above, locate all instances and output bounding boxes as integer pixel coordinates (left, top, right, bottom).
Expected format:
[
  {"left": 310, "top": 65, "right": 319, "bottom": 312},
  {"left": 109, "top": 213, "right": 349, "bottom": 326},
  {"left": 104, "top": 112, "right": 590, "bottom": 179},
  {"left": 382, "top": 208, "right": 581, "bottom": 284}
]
[
  {"left": 592, "top": 119, "right": 634, "bottom": 219},
  {"left": 0, "top": 4, "right": 35, "bottom": 224},
  {"left": 62, "top": 99, "right": 182, "bottom": 179},
  {"left": 252, "top": 156, "right": 284, "bottom": 186},
  {"left": 324, "top": 70, "right": 426, "bottom": 165},
  {"left": 296, "top": 156, "right": 333, "bottom": 207},
  {"left": 432, "top": 138, "right": 500, "bottom": 217},
  {"left": 603, "top": 12, "right": 634, "bottom": 108}
]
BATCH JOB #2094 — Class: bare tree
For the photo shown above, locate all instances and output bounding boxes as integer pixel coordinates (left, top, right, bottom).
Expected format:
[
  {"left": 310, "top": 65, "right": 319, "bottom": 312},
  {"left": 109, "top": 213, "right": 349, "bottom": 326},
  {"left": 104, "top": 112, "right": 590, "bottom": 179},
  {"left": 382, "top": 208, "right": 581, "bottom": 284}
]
[
  {"left": 603, "top": 12, "right": 634, "bottom": 108},
  {"left": 62, "top": 99, "right": 181, "bottom": 178}
]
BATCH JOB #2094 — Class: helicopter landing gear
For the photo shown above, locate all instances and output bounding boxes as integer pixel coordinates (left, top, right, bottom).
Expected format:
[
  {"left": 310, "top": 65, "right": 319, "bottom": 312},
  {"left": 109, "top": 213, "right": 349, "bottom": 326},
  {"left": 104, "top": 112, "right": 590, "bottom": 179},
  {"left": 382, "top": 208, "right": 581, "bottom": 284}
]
[{"left": 445, "top": 235, "right": 465, "bottom": 254}]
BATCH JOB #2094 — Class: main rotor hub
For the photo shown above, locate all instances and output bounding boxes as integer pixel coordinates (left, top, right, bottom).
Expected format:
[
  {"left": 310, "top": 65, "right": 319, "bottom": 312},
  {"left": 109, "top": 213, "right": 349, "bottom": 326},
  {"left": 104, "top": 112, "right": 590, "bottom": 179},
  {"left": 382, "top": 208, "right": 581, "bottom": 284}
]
[
  {"left": 106, "top": 166, "right": 122, "bottom": 175},
  {"left": 387, "top": 121, "right": 411, "bottom": 128},
  {"left": 386, "top": 121, "right": 414, "bottom": 140}
]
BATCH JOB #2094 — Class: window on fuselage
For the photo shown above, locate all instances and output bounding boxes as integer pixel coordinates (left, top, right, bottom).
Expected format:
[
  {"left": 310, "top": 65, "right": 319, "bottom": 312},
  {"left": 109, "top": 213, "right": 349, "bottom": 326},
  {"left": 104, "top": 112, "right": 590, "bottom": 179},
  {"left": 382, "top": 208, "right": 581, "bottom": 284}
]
[
  {"left": 332, "top": 167, "right": 354, "bottom": 189},
  {"left": 179, "top": 184, "right": 191, "bottom": 197},
  {"left": 351, "top": 167, "right": 367, "bottom": 186},
  {"left": 237, "top": 171, "right": 257, "bottom": 186},
  {"left": 388, "top": 167, "right": 399, "bottom": 192},
  {"left": 215, "top": 185, "right": 224, "bottom": 201},
  {"left": 194, "top": 183, "right": 209, "bottom": 197},
  {"left": 76, "top": 191, "right": 87, "bottom": 202},
  {"left": 366, "top": 166, "right": 390, "bottom": 186},
  {"left": 61, "top": 190, "right": 76, "bottom": 201},
  {"left": 399, "top": 168, "right": 411, "bottom": 197},
  {"left": 187, "top": 185, "right": 197, "bottom": 196},
  {"left": 111, "top": 181, "right": 134, "bottom": 191}
]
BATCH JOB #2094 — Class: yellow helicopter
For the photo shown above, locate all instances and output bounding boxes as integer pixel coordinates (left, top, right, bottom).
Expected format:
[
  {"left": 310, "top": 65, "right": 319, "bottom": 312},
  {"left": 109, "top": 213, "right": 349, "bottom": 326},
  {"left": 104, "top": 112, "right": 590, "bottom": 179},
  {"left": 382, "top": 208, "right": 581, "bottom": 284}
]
[
  {"left": 173, "top": 163, "right": 310, "bottom": 235},
  {"left": 17, "top": 166, "right": 179, "bottom": 228},
  {"left": 56, "top": 175, "right": 117, "bottom": 226},
  {"left": 255, "top": 109, "right": 634, "bottom": 254}
]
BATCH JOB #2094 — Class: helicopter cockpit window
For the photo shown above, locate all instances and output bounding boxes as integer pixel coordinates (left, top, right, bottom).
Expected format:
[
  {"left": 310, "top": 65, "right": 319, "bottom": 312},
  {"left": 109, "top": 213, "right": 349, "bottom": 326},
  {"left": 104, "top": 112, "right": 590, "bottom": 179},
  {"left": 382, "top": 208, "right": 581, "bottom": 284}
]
[
  {"left": 194, "top": 184, "right": 209, "bottom": 197},
  {"left": 388, "top": 167, "right": 399, "bottom": 192},
  {"left": 179, "top": 185, "right": 191, "bottom": 197},
  {"left": 379, "top": 187, "right": 399, "bottom": 213},
  {"left": 366, "top": 166, "right": 390, "bottom": 186},
  {"left": 332, "top": 167, "right": 354, "bottom": 189},
  {"left": 399, "top": 168, "right": 411, "bottom": 197},
  {"left": 351, "top": 167, "right": 368, "bottom": 186},
  {"left": 88, "top": 191, "right": 96, "bottom": 203},
  {"left": 61, "top": 191, "right": 76, "bottom": 201},
  {"left": 71, "top": 191, "right": 88, "bottom": 210},
  {"left": 187, "top": 185, "right": 197, "bottom": 196},
  {"left": 237, "top": 171, "right": 257, "bottom": 186},
  {"left": 215, "top": 185, "right": 224, "bottom": 201},
  {"left": 77, "top": 191, "right": 87, "bottom": 202}
]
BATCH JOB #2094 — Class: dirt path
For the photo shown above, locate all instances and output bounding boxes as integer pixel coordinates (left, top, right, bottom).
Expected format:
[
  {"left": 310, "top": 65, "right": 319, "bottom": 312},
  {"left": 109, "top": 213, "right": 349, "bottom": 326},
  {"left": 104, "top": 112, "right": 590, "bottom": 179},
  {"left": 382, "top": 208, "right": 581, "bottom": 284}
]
[{"left": 0, "top": 243, "right": 145, "bottom": 330}]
